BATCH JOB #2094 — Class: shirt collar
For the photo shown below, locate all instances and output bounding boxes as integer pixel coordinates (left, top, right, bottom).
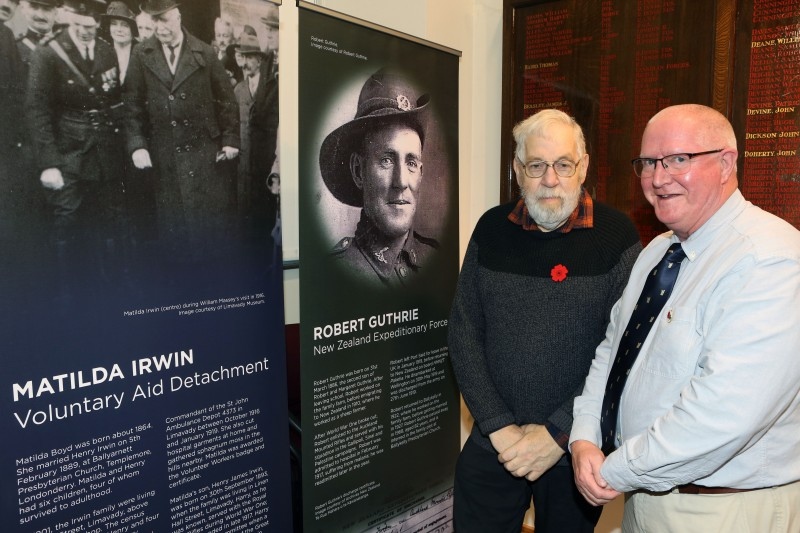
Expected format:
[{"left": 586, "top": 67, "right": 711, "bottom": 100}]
[
  {"left": 508, "top": 188, "right": 594, "bottom": 233},
  {"left": 673, "top": 189, "right": 747, "bottom": 262},
  {"left": 353, "top": 212, "right": 422, "bottom": 269},
  {"left": 162, "top": 33, "right": 184, "bottom": 53},
  {"left": 26, "top": 28, "right": 48, "bottom": 42},
  {"left": 68, "top": 29, "right": 94, "bottom": 55}
]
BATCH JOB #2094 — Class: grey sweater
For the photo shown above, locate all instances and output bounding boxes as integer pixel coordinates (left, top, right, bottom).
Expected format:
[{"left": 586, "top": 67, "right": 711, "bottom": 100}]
[{"left": 449, "top": 200, "right": 641, "bottom": 455}]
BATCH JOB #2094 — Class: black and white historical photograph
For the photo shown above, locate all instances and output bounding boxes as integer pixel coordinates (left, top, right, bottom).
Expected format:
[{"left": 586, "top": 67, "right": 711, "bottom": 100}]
[
  {"left": 0, "top": 0, "right": 281, "bottom": 312},
  {"left": 318, "top": 67, "right": 447, "bottom": 287},
  {"left": 308, "top": 57, "right": 455, "bottom": 289}
]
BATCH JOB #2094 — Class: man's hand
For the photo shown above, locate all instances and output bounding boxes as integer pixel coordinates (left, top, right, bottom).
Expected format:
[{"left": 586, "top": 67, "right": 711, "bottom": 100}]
[
  {"left": 132, "top": 148, "right": 153, "bottom": 169},
  {"left": 40, "top": 168, "right": 64, "bottom": 190},
  {"left": 498, "top": 424, "right": 564, "bottom": 481},
  {"left": 220, "top": 146, "right": 239, "bottom": 160},
  {"left": 488, "top": 425, "right": 524, "bottom": 455},
  {"left": 571, "top": 440, "right": 620, "bottom": 506}
]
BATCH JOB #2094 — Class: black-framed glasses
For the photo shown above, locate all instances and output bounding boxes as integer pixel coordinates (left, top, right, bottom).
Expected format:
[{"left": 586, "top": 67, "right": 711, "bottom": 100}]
[
  {"left": 631, "top": 149, "right": 723, "bottom": 178},
  {"left": 517, "top": 157, "right": 581, "bottom": 179}
]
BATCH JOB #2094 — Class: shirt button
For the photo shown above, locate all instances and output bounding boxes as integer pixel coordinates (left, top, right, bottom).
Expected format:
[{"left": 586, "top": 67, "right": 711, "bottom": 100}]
[
  {"left": 185, "top": 145, "right": 191, "bottom": 151},
  {"left": 398, "top": 266, "right": 407, "bottom": 277},
  {"left": 180, "top": 93, "right": 187, "bottom": 99},
  {"left": 183, "top": 120, "right": 190, "bottom": 126},
  {"left": 168, "top": 94, "right": 175, "bottom": 101},
  {"left": 176, "top": 146, "right": 182, "bottom": 152},
  {"left": 171, "top": 120, "right": 177, "bottom": 127}
]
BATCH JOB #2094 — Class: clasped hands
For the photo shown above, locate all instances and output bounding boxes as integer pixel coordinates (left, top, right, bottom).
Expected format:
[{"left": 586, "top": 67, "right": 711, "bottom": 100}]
[
  {"left": 490, "top": 427, "right": 621, "bottom": 506},
  {"left": 570, "top": 440, "right": 620, "bottom": 506},
  {"left": 490, "top": 424, "right": 564, "bottom": 482}
]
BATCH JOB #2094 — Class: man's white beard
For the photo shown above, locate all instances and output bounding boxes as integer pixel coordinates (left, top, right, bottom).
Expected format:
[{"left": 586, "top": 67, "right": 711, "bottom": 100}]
[{"left": 523, "top": 186, "right": 582, "bottom": 231}]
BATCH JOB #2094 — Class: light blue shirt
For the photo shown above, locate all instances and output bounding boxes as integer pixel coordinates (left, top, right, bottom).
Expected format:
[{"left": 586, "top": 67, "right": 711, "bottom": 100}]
[{"left": 570, "top": 190, "right": 800, "bottom": 492}]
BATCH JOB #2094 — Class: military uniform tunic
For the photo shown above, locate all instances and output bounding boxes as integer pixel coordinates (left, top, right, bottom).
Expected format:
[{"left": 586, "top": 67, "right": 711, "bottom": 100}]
[
  {"left": 26, "top": 29, "right": 126, "bottom": 237},
  {"left": 330, "top": 212, "right": 438, "bottom": 288}
]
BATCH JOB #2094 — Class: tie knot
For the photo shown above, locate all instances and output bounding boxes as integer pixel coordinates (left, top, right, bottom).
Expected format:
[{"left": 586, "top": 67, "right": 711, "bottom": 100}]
[{"left": 665, "top": 245, "right": 687, "bottom": 264}]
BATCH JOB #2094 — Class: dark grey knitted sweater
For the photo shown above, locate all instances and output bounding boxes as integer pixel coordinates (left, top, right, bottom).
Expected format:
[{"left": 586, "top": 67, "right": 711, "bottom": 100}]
[{"left": 449, "top": 200, "right": 641, "bottom": 455}]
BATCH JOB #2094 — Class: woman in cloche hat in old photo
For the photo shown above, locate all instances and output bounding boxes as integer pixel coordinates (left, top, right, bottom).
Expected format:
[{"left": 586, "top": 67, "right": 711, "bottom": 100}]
[{"left": 101, "top": 1, "right": 137, "bottom": 84}]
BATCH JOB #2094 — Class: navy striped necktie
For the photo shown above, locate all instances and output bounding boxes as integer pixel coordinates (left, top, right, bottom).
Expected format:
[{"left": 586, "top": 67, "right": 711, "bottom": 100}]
[{"left": 600, "top": 244, "right": 687, "bottom": 454}]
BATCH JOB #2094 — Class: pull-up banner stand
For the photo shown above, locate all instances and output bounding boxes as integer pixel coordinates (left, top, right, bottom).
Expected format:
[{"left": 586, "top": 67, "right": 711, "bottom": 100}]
[
  {"left": 298, "top": 3, "right": 462, "bottom": 532},
  {"left": 1, "top": 1, "right": 292, "bottom": 530}
]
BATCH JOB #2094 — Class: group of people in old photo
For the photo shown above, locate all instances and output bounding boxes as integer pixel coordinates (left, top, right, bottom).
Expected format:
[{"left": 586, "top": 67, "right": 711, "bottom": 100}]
[{"left": 0, "top": 0, "right": 280, "bottom": 307}]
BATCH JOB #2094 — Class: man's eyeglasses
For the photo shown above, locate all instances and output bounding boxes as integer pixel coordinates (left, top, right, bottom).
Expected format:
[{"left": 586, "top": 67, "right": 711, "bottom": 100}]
[
  {"left": 631, "top": 149, "right": 723, "bottom": 178},
  {"left": 517, "top": 157, "right": 581, "bottom": 179}
]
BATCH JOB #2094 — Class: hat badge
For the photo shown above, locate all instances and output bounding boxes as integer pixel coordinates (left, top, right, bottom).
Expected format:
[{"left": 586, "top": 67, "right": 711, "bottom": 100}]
[{"left": 396, "top": 94, "right": 412, "bottom": 111}]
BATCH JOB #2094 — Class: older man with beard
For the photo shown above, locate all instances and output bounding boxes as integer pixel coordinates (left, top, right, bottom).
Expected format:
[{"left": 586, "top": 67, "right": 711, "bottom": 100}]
[{"left": 448, "top": 108, "right": 641, "bottom": 533}]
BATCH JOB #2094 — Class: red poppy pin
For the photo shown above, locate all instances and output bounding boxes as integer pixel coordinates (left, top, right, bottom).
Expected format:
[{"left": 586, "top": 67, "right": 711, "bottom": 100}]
[{"left": 551, "top": 264, "right": 568, "bottom": 282}]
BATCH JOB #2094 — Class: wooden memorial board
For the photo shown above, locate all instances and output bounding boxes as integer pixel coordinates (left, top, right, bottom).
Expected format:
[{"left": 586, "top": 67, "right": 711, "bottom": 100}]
[{"left": 502, "top": 0, "right": 735, "bottom": 243}]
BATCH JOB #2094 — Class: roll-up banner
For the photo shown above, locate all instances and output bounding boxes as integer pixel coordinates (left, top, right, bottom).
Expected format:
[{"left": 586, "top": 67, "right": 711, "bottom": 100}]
[
  {"left": 1, "top": 0, "right": 291, "bottom": 531},
  {"left": 298, "top": 4, "right": 461, "bottom": 532}
]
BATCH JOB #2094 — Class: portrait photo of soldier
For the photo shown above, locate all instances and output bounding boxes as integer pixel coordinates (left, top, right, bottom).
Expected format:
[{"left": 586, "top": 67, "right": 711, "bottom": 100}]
[{"left": 318, "top": 68, "right": 448, "bottom": 288}]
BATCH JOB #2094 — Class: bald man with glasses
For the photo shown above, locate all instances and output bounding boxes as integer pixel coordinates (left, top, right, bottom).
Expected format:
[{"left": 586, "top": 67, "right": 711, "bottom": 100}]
[{"left": 570, "top": 104, "right": 800, "bottom": 533}]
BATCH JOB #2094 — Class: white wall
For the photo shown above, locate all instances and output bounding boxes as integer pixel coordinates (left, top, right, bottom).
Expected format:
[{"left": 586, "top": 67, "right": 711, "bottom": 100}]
[{"left": 278, "top": 1, "right": 623, "bottom": 530}]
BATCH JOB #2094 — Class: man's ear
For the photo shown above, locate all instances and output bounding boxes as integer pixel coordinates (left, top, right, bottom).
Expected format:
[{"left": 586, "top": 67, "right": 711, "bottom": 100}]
[
  {"left": 512, "top": 157, "right": 525, "bottom": 190},
  {"left": 350, "top": 152, "right": 364, "bottom": 189},
  {"left": 579, "top": 153, "right": 589, "bottom": 185},
  {"left": 719, "top": 149, "right": 737, "bottom": 184}
]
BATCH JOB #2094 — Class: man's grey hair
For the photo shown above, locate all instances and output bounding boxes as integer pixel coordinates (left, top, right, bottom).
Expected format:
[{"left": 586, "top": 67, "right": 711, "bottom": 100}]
[{"left": 513, "top": 109, "right": 586, "bottom": 162}]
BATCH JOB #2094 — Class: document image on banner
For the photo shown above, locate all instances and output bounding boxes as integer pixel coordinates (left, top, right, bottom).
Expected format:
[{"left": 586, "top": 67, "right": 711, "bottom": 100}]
[
  {"left": 1, "top": 1, "right": 291, "bottom": 531},
  {"left": 299, "top": 8, "right": 460, "bottom": 533}
]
